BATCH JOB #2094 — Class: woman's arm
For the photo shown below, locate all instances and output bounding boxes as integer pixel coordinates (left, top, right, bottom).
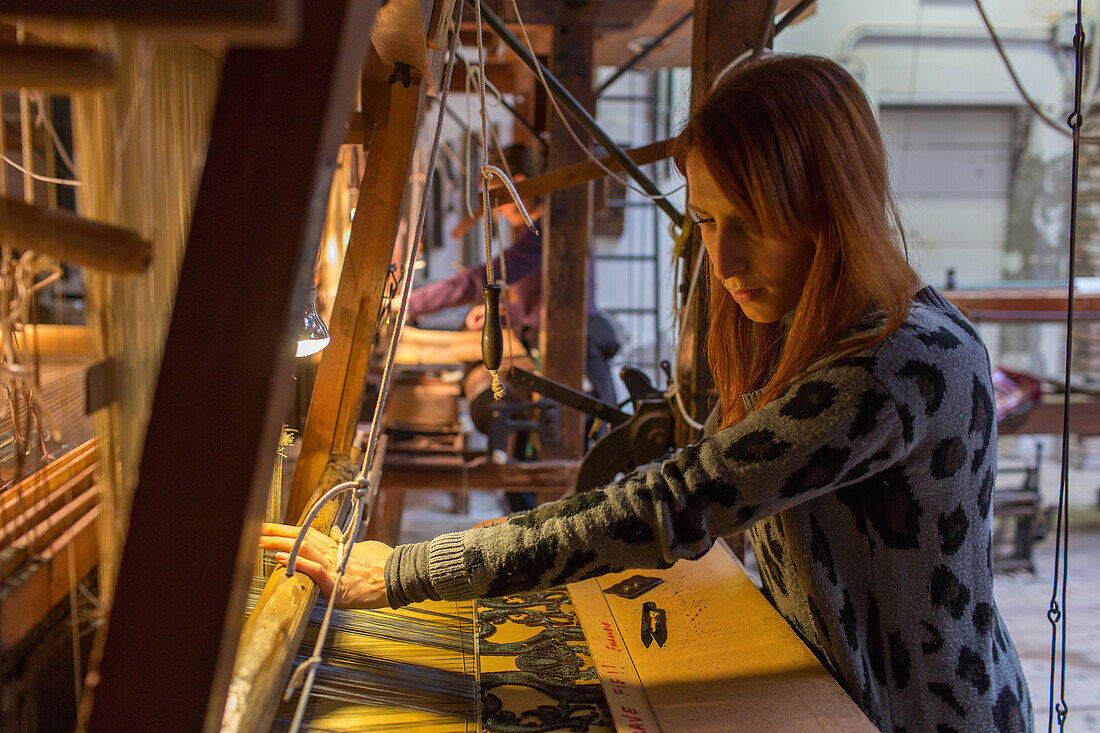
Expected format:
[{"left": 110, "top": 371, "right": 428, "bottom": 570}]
[
  {"left": 405, "top": 231, "right": 543, "bottom": 319},
  {"left": 387, "top": 355, "right": 911, "bottom": 606}
]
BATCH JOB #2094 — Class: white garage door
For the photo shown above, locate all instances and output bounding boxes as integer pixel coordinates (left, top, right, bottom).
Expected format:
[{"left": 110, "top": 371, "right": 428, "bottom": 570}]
[{"left": 879, "top": 106, "right": 1016, "bottom": 288}]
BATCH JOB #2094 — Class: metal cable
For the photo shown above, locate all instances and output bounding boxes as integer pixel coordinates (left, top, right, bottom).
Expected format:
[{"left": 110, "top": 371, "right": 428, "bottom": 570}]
[
  {"left": 1047, "top": 3, "right": 1084, "bottom": 731},
  {"left": 973, "top": 0, "right": 1100, "bottom": 145}
]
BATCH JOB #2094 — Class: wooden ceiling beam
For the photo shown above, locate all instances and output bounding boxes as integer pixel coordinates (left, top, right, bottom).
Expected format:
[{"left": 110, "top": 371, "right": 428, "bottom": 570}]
[
  {"left": 0, "top": 0, "right": 301, "bottom": 47},
  {"left": 494, "top": 0, "right": 659, "bottom": 29},
  {"left": 594, "top": 0, "right": 809, "bottom": 68}
]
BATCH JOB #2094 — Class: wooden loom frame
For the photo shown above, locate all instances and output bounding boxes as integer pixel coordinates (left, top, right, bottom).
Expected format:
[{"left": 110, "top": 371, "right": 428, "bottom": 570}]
[{"left": 82, "top": 1, "right": 382, "bottom": 729}]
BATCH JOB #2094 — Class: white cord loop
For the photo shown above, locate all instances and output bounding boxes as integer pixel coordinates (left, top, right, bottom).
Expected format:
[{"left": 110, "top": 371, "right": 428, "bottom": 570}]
[
  {"left": 481, "top": 163, "right": 539, "bottom": 234},
  {"left": 284, "top": 656, "right": 322, "bottom": 700}
]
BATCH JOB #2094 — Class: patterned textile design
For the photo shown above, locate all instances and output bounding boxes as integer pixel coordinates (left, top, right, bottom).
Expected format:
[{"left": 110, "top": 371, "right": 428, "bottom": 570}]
[{"left": 478, "top": 590, "right": 613, "bottom": 732}]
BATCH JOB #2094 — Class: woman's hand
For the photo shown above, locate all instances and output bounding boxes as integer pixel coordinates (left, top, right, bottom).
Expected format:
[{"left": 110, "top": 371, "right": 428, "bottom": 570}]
[
  {"left": 471, "top": 515, "right": 509, "bottom": 529},
  {"left": 259, "top": 523, "right": 393, "bottom": 609},
  {"left": 464, "top": 304, "right": 486, "bottom": 331}
]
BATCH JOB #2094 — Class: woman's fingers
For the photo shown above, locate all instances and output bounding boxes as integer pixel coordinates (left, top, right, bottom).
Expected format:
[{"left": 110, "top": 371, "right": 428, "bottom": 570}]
[
  {"left": 472, "top": 516, "right": 508, "bottom": 529},
  {"left": 274, "top": 552, "right": 335, "bottom": 599},
  {"left": 261, "top": 523, "right": 330, "bottom": 547},
  {"left": 464, "top": 304, "right": 486, "bottom": 331},
  {"left": 259, "top": 527, "right": 335, "bottom": 567},
  {"left": 260, "top": 522, "right": 301, "bottom": 538},
  {"left": 266, "top": 532, "right": 396, "bottom": 610}
]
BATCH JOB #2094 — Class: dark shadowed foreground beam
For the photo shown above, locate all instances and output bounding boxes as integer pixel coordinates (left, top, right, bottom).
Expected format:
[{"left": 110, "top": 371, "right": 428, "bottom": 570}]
[{"left": 84, "top": 2, "right": 379, "bottom": 731}]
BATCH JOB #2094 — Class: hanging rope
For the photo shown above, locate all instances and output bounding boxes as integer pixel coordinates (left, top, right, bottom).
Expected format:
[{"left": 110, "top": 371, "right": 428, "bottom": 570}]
[
  {"left": 973, "top": 0, "right": 1100, "bottom": 146},
  {"left": 471, "top": 0, "right": 538, "bottom": 400}
]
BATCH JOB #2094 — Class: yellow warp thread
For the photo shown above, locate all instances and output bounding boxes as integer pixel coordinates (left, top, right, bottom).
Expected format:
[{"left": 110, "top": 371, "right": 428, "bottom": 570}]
[{"left": 489, "top": 369, "right": 507, "bottom": 400}]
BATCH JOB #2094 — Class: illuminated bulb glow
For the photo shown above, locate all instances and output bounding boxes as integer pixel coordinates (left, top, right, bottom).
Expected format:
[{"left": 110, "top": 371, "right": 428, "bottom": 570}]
[{"left": 296, "top": 336, "right": 330, "bottom": 358}]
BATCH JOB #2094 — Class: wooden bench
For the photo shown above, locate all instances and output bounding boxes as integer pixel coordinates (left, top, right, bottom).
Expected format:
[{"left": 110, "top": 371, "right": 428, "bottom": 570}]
[{"left": 993, "top": 446, "right": 1044, "bottom": 573}]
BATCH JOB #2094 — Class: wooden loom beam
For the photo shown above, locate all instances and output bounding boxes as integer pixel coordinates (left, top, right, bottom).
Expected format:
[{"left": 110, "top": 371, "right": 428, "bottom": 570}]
[
  {"left": 0, "top": 196, "right": 152, "bottom": 274},
  {"left": 0, "top": 483, "right": 99, "bottom": 584},
  {"left": 444, "top": 138, "right": 672, "bottom": 236},
  {"left": 285, "top": 49, "right": 425, "bottom": 525},
  {"left": 0, "top": 1, "right": 300, "bottom": 47},
  {"left": 0, "top": 464, "right": 97, "bottom": 553},
  {"left": 0, "top": 439, "right": 95, "bottom": 521},
  {"left": 0, "top": 505, "right": 99, "bottom": 651},
  {"left": 0, "top": 42, "right": 116, "bottom": 92},
  {"left": 943, "top": 287, "right": 1100, "bottom": 321},
  {"left": 0, "top": 441, "right": 98, "bottom": 651},
  {"left": 540, "top": 3, "right": 595, "bottom": 461},
  {"left": 83, "top": 1, "right": 380, "bottom": 730},
  {"left": 380, "top": 455, "right": 577, "bottom": 492},
  {"left": 486, "top": 139, "right": 670, "bottom": 209}
]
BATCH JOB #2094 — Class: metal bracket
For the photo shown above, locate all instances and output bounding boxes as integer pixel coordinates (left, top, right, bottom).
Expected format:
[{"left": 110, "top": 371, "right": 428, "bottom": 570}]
[
  {"left": 488, "top": 398, "right": 561, "bottom": 455},
  {"left": 605, "top": 574, "right": 664, "bottom": 599},
  {"left": 507, "top": 365, "right": 629, "bottom": 426}
]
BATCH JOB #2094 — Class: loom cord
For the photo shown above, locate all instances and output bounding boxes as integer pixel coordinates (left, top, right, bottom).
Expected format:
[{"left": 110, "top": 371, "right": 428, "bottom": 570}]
[
  {"left": 471, "top": 0, "right": 511, "bottom": 403},
  {"left": 477, "top": 164, "right": 535, "bottom": 401}
]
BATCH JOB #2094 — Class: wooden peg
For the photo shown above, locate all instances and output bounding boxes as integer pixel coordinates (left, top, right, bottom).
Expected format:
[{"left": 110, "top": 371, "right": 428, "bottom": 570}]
[{"left": 0, "top": 197, "right": 152, "bottom": 274}]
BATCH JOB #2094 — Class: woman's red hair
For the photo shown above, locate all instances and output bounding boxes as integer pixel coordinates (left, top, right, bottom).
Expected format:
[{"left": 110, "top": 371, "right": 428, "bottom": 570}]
[{"left": 672, "top": 54, "right": 920, "bottom": 428}]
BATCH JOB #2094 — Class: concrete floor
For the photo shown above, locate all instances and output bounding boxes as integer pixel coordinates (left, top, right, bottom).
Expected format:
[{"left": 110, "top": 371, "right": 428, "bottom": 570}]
[
  {"left": 397, "top": 466, "right": 1100, "bottom": 731},
  {"left": 994, "top": 518, "right": 1100, "bottom": 733}
]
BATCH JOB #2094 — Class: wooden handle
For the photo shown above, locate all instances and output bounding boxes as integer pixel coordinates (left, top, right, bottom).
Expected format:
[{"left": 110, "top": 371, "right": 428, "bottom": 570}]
[{"left": 481, "top": 284, "right": 503, "bottom": 371}]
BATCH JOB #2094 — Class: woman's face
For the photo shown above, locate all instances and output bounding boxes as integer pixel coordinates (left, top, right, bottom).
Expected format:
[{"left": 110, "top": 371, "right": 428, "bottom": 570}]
[{"left": 685, "top": 152, "right": 815, "bottom": 324}]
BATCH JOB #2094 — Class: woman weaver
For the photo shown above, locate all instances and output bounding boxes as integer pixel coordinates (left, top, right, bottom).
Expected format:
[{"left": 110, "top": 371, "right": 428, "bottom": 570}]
[{"left": 261, "top": 54, "right": 1033, "bottom": 732}]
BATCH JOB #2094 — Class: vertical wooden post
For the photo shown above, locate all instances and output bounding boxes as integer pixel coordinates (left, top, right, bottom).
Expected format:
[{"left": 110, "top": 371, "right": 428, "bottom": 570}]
[
  {"left": 540, "top": 11, "right": 594, "bottom": 461},
  {"left": 678, "top": 0, "right": 774, "bottom": 442},
  {"left": 83, "top": 2, "right": 379, "bottom": 730},
  {"left": 283, "top": 50, "right": 425, "bottom": 525}
]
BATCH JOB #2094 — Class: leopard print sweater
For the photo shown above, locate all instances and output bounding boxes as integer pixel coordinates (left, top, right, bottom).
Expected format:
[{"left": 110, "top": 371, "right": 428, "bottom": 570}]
[{"left": 385, "top": 287, "right": 1033, "bottom": 732}]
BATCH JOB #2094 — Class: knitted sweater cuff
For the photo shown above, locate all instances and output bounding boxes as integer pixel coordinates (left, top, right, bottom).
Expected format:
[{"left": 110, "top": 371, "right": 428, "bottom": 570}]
[
  {"left": 383, "top": 532, "right": 473, "bottom": 608},
  {"left": 384, "top": 541, "right": 435, "bottom": 608},
  {"left": 427, "top": 532, "right": 474, "bottom": 600}
]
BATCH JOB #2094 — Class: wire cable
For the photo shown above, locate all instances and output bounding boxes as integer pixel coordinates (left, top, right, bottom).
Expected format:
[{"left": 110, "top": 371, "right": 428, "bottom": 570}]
[
  {"left": 1047, "top": 3, "right": 1085, "bottom": 731},
  {"left": 973, "top": 0, "right": 1100, "bottom": 145},
  {"left": 0, "top": 154, "right": 81, "bottom": 186}
]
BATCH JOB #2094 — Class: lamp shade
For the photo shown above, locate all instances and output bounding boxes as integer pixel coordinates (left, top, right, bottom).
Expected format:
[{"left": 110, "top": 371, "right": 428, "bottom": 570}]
[{"left": 296, "top": 287, "right": 330, "bottom": 357}]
